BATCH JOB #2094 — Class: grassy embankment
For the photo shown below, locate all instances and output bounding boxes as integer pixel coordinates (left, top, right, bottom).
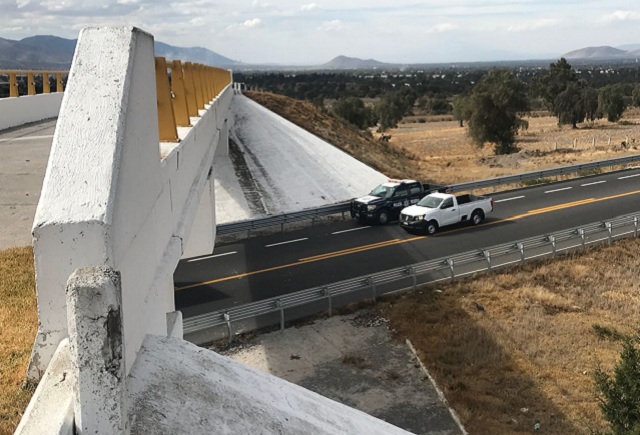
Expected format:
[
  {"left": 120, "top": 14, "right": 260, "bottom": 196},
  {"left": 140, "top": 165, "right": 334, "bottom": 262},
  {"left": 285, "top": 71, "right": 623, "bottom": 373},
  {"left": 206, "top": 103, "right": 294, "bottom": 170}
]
[{"left": 0, "top": 247, "right": 37, "bottom": 435}]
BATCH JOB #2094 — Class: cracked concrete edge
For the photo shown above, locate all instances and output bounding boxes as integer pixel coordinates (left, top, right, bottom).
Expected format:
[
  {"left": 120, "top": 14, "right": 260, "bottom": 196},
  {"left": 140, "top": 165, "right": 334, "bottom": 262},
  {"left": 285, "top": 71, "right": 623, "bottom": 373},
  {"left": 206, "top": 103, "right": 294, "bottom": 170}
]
[{"left": 405, "top": 339, "right": 468, "bottom": 435}]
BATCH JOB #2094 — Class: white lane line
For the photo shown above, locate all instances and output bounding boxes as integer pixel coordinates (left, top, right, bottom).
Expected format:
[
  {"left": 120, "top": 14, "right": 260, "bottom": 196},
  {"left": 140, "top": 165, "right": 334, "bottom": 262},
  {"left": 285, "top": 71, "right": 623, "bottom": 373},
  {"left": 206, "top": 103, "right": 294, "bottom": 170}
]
[
  {"left": 618, "top": 173, "right": 640, "bottom": 180},
  {"left": 186, "top": 251, "right": 237, "bottom": 262},
  {"left": 581, "top": 180, "right": 606, "bottom": 187},
  {"left": 544, "top": 187, "right": 572, "bottom": 194},
  {"left": 0, "top": 134, "right": 54, "bottom": 143},
  {"left": 332, "top": 226, "right": 371, "bottom": 235},
  {"left": 494, "top": 195, "right": 525, "bottom": 203},
  {"left": 266, "top": 238, "right": 308, "bottom": 248}
]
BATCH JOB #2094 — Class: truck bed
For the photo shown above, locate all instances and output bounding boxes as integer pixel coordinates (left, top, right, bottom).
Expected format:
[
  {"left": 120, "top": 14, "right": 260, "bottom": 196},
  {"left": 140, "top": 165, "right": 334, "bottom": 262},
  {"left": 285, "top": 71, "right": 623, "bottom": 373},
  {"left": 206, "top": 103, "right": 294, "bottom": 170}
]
[{"left": 456, "top": 194, "right": 485, "bottom": 205}]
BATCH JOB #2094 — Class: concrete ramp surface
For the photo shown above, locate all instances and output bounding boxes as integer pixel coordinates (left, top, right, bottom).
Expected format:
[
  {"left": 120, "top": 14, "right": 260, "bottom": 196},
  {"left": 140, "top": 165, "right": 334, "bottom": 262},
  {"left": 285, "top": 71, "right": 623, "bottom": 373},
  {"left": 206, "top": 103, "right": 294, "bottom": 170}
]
[{"left": 214, "top": 95, "right": 388, "bottom": 223}]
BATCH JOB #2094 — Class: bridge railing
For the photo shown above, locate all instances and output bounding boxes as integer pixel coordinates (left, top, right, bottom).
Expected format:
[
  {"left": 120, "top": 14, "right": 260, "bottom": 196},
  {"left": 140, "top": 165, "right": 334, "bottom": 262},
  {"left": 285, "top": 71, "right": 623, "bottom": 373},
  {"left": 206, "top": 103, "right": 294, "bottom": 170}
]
[
  {"left": 0, "top": 70, "right": 67, "bottom": 98},
  {"left": 19, "top": 26, "right": 234, "bottom": 434},
  {"left": 154, "top": 58, "right": 232, "bottom": 142},
  {"left": 216, "top": 154, "right": 640, "bottom": 237},
  {"left": 184, "top": 211, "right": 640, "bottom": 343}
]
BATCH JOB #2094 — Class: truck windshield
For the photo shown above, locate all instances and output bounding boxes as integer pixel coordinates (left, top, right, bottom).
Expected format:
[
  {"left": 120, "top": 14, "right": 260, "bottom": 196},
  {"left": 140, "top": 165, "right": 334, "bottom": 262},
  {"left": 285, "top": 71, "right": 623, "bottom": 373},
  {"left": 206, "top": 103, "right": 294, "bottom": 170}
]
[
  {"left": 417, "top": 196, "right": 443, "bottom": 208},
  {"left": 370, "top": 184, "right": 396, "bottom": 198}
]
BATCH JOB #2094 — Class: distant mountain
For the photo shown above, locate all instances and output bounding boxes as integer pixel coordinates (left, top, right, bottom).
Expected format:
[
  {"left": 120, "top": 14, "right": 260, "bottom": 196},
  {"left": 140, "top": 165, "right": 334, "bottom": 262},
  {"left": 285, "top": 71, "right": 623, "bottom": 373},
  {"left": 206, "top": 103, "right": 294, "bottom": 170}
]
[
  {"left": 153, "top": 41, "right": 239, "bottom": 67},
  {"left": 318, "top": 55, "right": 394, "bottom": 69},
  {"left": 0, "top": 35, "right": 74, "bottom": 69},
  {"left": 0, "top": 35, "right": 240, "bottom": 70},
  {"left": 616, "top": 43, "right": 640, "bottom": 52},
  {"left": 628, "top": 49, "right": 640, "bottom": 57},
  {"left": 562, "top": 46, "right": 633, "bottom": 60}
]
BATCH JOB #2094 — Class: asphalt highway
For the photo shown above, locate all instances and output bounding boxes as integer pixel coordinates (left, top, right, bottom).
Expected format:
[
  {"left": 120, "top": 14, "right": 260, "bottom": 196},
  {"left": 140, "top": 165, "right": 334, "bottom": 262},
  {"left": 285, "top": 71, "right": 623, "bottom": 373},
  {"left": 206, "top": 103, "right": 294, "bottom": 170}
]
[{"left": 174, "top": 168, "right": 640, "bottom": 317}]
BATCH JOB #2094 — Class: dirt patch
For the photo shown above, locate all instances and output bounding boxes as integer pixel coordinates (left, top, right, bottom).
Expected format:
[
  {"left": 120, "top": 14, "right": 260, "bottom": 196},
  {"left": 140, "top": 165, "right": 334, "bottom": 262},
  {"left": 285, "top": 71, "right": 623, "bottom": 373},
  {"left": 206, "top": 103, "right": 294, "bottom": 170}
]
[{"left": 217, "top": 310, "right": 464, "bottom": 435}]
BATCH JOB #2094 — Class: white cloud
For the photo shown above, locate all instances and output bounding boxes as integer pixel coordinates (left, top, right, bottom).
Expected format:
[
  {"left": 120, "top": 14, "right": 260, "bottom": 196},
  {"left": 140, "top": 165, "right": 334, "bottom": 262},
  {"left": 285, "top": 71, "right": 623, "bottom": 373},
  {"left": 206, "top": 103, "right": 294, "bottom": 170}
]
[
  {"left": 317, "top": 19, "right": 345, "bottom": 32},
  {"left": 243, "top": 18, "right": 262, "bottom": 28},
  {"left": 428, "top": 23, "right": 456, "bottom": 33},
  {"left": 300, "top": 3, "right": 318, "bottom": 12},
  {"left": 16, "top": 0, "right": 30, "bottom": 8},
  {"left": 226, "top": 17, "right": 263, "bottom": 31},
  {"left": 507, "top": 18, "right": 558, "bottom": 32},
  {"left": 600, "top": 10, "right": 640, "bottom": 22},
  {"left": 251, "top": 0, "right": 271, "bottom": 10}
]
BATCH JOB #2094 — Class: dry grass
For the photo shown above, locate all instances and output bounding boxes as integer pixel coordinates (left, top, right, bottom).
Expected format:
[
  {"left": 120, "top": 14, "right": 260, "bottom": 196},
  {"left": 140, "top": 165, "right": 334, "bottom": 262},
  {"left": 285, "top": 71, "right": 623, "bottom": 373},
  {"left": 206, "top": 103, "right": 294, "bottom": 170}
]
[
  {"left": 388, "top": 109, "right": 640, "bottom": 186},
  {"left": 379, "top": 239, "right": 640, "bottom": 434},
  {"left": 245, "top": 91, "right": 640, "bottom": 433},
  {"left": 0, "top": 247, "right": 37, "bottom": 435},
  {"left": 4, "top": 93, "right": 640, "bottom": 433}
]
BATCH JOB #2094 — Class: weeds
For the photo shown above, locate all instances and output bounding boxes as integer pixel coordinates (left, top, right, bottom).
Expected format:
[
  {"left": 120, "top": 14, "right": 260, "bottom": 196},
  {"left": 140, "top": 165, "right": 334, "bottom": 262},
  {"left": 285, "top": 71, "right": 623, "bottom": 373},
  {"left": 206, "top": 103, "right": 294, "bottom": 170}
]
[
  {"left": 520, "top": 177, "right": 553, "bottom": 186},
  {"left": 592, "top": 324, "right": 627, "bottom": 342}
]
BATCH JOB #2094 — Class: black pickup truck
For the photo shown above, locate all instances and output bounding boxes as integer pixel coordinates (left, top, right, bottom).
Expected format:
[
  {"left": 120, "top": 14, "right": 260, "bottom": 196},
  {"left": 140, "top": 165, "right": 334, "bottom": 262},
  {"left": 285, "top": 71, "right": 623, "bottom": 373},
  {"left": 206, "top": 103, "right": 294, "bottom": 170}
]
[{"left": 350, "top": 179, "right": 447, "bottom": 225}]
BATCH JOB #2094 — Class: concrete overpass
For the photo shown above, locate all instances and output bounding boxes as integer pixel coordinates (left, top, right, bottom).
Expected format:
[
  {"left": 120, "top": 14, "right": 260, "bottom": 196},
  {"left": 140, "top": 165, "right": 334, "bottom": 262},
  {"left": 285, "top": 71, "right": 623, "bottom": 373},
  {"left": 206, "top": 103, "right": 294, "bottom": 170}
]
[{"left": 10, "top": 26, "right": 410, "bottom": 434}]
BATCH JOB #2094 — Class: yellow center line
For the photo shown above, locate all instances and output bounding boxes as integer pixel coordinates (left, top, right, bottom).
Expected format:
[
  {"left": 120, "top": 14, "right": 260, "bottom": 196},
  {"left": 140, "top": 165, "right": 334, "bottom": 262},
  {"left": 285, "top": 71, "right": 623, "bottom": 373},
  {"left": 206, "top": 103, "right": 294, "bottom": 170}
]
[
  {"left": 300, "top": 239, "right": 404, "bottom": 261},
  {"left": 176, "top": 188, "right": 640, "bottom": 291}
]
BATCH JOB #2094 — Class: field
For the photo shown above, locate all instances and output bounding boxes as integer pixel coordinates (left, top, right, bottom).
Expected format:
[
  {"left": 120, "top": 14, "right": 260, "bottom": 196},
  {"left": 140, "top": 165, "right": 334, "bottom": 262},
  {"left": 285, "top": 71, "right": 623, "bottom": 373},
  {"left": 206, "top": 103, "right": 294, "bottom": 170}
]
[
  {"left": 390, "top": 111, "right": 640, "bottom": 185},
  {"left": 2, "top": 93, "right": 640, "bottom": 434},
  {"left": 246, "top": 91, "right": 640, "bottom": 434}
]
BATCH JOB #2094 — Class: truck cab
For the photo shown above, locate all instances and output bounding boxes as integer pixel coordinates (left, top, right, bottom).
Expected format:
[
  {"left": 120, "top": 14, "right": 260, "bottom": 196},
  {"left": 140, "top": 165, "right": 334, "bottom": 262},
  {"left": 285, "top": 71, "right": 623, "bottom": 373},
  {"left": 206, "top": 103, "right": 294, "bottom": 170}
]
[
  {"left": 400, "top": 192, "right": 494, "bottom": 234},
  {"left": 350, "top": 180, "right": 424, "bottom": 225}
]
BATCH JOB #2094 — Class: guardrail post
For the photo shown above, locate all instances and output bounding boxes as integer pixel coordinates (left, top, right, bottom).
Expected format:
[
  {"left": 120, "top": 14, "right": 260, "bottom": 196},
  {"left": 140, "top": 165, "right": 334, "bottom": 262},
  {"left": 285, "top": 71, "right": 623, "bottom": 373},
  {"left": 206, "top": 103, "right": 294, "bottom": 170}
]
[
  {"left": 634, "top": 217, "right": 638, "bottom": 238},
  {"left": 367, "top": 277, "right": 377, "bottom": 302},
  {"left": 155, "top": 57, "right": 179, "bottom": 142},
  {"left": 224, "top": 312, "right": 232, "bottom": 343},
  {"left": 323, "top": 287, "right": 332, "bottom": 317},
  {"left": 483, "top": 250, "right": 491, "bottom": 270},
  {"left": 578, "top": 228, "right": 585, "bottom": 247},
  {"left": 9, "top": 73, "right": 18, "bottom": 97},
  {"left": 56, "top": 72, "right": 63, "bottom": 92},
  {"left": 447, "top": 258, "right": 455, "bottom": 281},
  {"left": 43, "top": 72, "right": 50, "bottom": 94},
  {"left": 276, "top": 299, "right": 285, "bottom": 330},
  {"left": 548, "top": 235, "right": 556, "bottom": 257},
  {"left": 605, "top": 222, "right": 612, "bottom": 244},
  {"left": 406, "top": 266, "right": 417, "bottom": 290},
  {"left": 27, "top": 72, "right": 35, "bottom": 95},
  {"left": 517, "top": 242, "right": 525, "bottom": 263}
]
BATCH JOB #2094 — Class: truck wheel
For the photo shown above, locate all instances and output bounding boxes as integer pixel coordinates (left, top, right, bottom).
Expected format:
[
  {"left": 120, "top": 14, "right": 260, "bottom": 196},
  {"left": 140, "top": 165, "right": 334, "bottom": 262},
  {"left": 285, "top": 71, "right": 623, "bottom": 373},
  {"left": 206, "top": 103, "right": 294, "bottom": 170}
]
[
  {"left": 425, "top": 220, "right": 438, "bottom": 235},
  {"left": 376, "top": 209, "right": 390, "bottom": 225},
  {"left": 471, "top": 209, "right": 484, "bottom": 226}
]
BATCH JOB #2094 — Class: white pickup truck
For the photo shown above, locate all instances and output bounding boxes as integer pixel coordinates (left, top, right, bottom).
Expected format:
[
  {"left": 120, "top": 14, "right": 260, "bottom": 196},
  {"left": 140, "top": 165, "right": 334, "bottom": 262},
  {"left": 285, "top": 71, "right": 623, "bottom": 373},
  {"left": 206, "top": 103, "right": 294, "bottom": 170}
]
[{"left": 399, "top": 192, "right": 494, "bottom": 234}]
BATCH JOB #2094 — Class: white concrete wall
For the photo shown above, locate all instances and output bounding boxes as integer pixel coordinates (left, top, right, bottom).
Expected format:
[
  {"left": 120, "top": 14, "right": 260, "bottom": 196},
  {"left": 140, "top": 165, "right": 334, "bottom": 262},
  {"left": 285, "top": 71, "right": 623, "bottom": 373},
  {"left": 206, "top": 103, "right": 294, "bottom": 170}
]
[
  {"left": 0, "top": 93, "right": 63, "bottom": 131},
  {"left": 28, "top": 26, "right": 229, "bottom": 380}
]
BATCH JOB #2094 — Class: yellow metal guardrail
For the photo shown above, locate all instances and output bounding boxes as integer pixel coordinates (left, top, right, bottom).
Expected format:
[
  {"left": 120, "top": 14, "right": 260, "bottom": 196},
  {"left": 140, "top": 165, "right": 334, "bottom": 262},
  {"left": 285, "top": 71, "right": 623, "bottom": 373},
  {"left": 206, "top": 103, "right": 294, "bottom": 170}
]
[
  {"left": 1, "top": 59, "right": 232, "bottom": 143},
  {"left": 0, "top": 70, "right": 66, "bottom": 97},
  {"left": 154, "top": 57, "right": 232, "bottom": 142}
]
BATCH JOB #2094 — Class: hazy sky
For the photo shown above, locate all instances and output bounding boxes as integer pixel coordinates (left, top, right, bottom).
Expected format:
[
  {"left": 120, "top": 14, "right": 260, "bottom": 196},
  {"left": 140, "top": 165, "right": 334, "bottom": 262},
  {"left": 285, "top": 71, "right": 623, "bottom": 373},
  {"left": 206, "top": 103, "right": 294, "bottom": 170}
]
[{"left": 1, "top": 0, "right": 639, "bottom": 64}]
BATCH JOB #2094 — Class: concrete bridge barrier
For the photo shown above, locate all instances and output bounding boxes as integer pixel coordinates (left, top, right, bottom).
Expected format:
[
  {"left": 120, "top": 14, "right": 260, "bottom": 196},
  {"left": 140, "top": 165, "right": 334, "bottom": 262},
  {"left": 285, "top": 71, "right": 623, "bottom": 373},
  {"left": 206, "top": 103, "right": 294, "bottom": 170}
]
[{"left": 26, "top": 25, "right": 232, "bottom": 385}]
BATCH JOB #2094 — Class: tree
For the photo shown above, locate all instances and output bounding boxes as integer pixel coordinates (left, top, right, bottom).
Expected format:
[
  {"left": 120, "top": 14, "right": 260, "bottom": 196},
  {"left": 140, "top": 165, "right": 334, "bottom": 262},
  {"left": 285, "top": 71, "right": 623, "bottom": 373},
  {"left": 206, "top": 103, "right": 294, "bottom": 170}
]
[
  {"left": 594, "top": 337, "right": 640, "bottom": 434},
  {"left": 535, "top": 58, "right": 577, "bottom": 109},
  {"left": 417, "top": 96, "right": 451, "bottom": 115},
  {"left": 376, "top": 91, "right": 413, "bottom": 131},
  {"left": 598, "top": 84, "right": 627, "bottom": 123},
  {"left": 332, "top": 97, "right": 375, "bottom": 129},
  {"left": 583, "top": 87, "right": 599, "bottom": 123},
  {"left": 452, "top": 95, "right": 472, "bottom": 127},
  {"left": 553, "top": 82, "right": 586, "bottom": 128},
  {"left": 632, "top": 84, "right": 640, "bottom": 107},
  {"left": 467, "top": 70, "right": 530, "bottom": 155}
]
